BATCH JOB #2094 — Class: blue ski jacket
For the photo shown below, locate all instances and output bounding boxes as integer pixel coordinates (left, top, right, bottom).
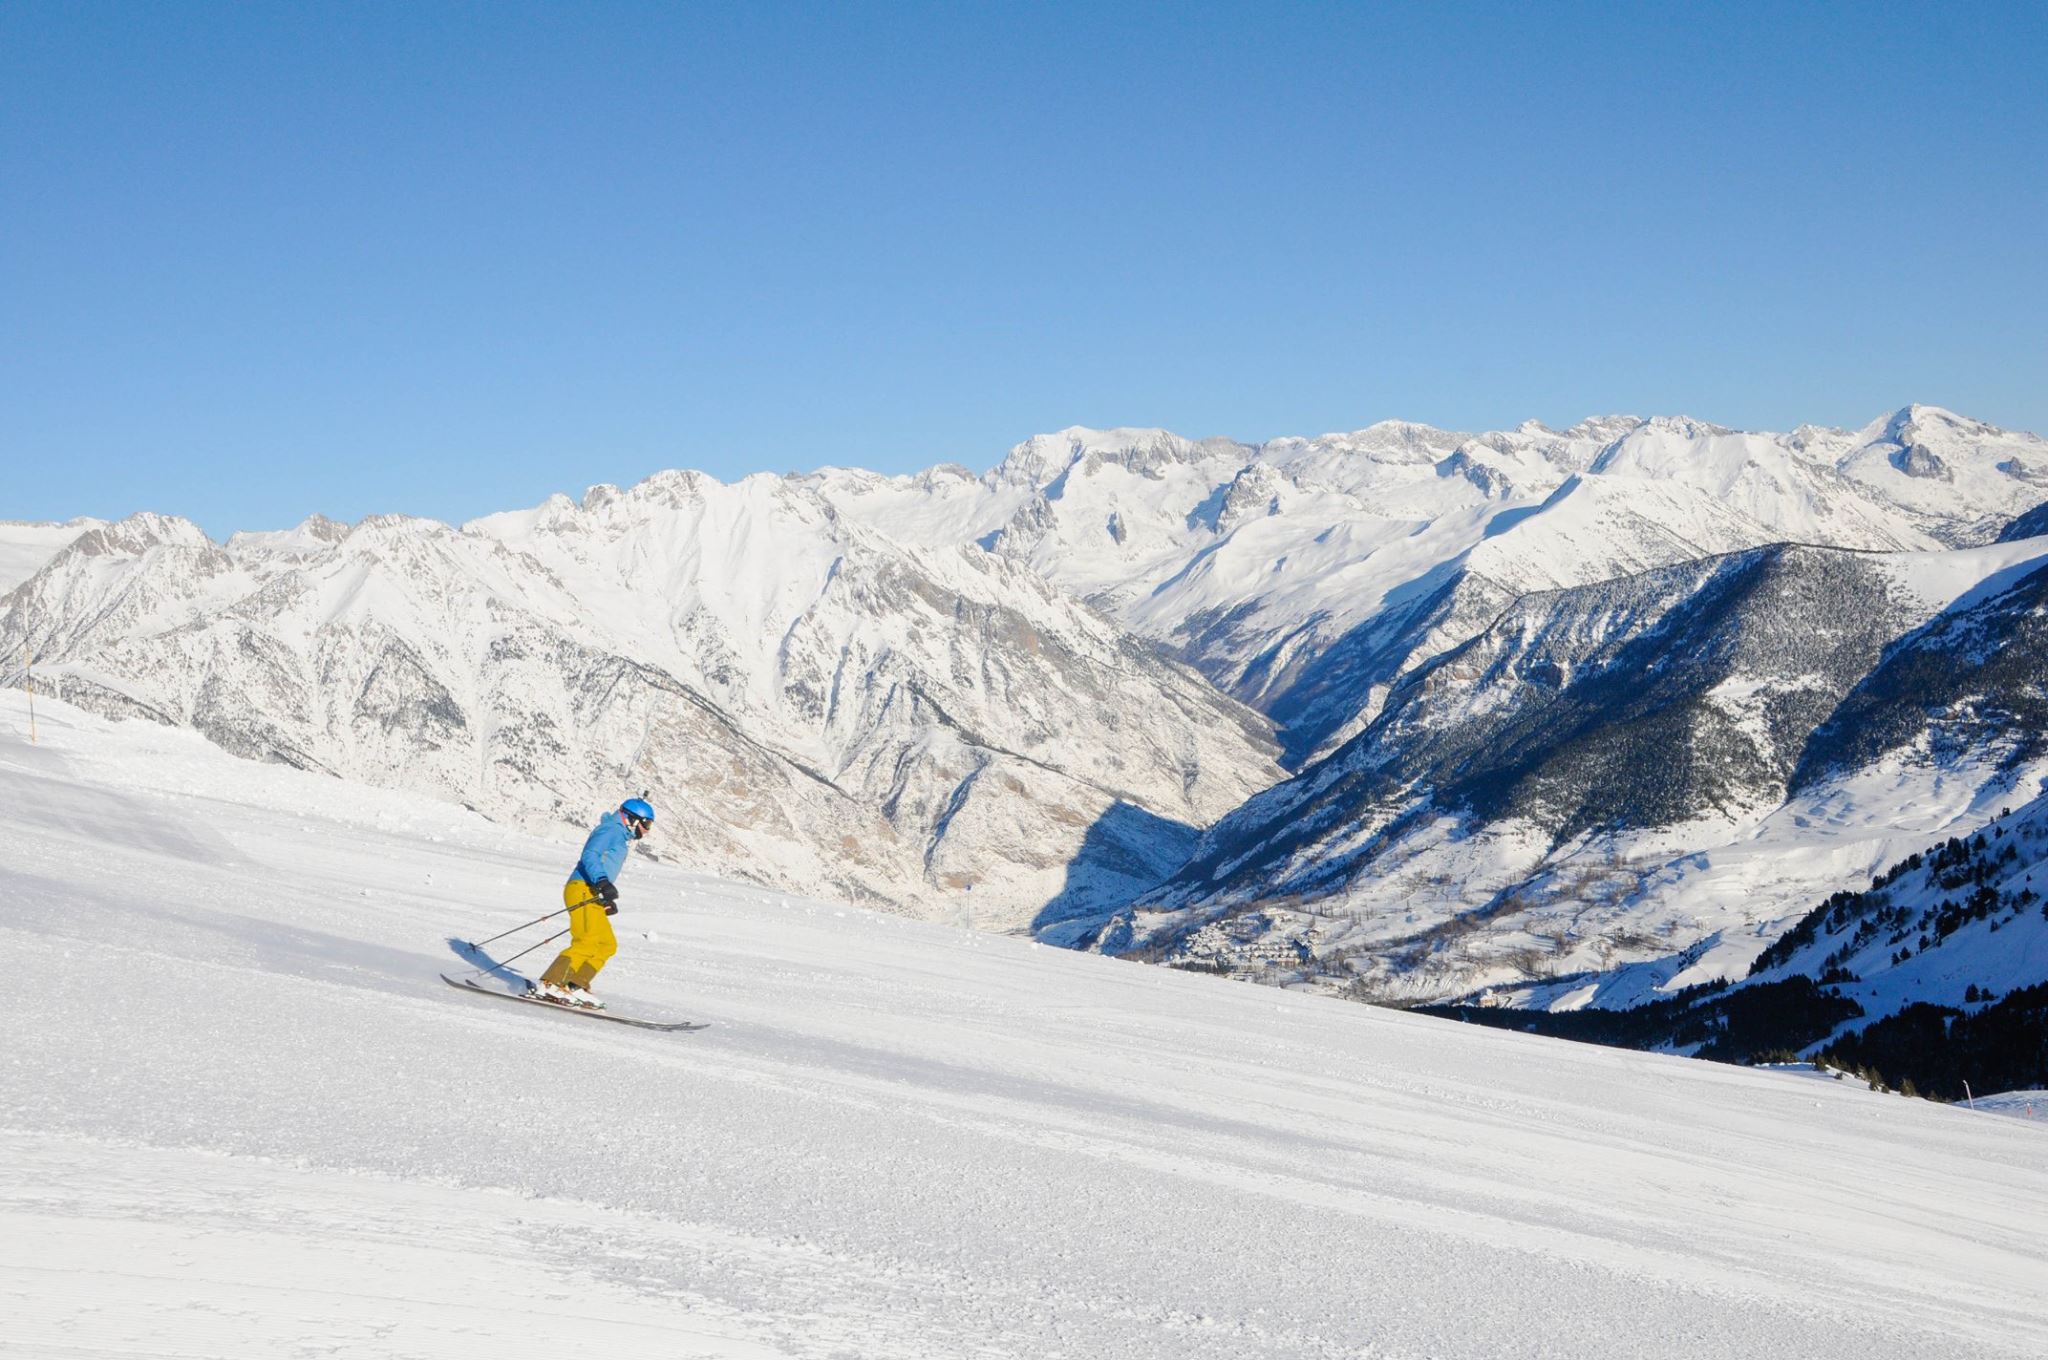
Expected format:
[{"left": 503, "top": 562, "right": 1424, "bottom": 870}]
[{"left": 568, "top": 811, "right": 633, "bottom": 888}]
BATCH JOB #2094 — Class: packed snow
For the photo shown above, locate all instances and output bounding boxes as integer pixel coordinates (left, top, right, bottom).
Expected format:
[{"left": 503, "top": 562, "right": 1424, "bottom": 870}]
[{"left": 4, "top": 690, "right": 2045, "bottom": 1359}]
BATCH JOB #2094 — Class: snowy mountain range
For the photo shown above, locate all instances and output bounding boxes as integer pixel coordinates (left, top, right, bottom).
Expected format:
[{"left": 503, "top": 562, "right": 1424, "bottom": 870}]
[
  {"left": 5, "top": 404, "right": 2047, "bottom": 1011},
  {"left": 0, "top": 486, "right": 1277, "bottom": 930},
  {"left": 815, "top": 404, "right": 2046, "bottom": 765}
]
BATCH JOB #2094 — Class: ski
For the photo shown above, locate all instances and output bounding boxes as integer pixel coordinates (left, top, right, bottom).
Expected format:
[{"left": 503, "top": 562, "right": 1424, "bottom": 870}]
[{"left": 440, "top": 974, "right": 709, "bottom": 1031}]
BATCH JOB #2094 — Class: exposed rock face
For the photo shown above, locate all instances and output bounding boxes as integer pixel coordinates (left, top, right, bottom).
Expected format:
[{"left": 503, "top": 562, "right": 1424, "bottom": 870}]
[{"left": 1891, "top": 443, "right": 1951, "bottom": 480}]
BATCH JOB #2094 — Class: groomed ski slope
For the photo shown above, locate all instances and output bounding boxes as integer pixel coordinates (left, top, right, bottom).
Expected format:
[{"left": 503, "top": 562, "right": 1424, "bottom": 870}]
[{"left": 3, "top": 691, "right": 2044, "bottom": 1360}]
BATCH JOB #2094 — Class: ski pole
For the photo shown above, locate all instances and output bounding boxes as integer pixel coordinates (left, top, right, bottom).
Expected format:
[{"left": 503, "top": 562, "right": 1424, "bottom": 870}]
[
  {"left": 460, "top": 908, "right": 565, "bottom": 952},
  {"left": 495, "top": 927, "right": 571, "bottom": 970}
]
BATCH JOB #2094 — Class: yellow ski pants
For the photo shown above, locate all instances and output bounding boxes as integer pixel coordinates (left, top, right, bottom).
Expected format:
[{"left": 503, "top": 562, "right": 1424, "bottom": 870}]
[{"left": 539, "top": 880, "right": 617, "bottom": 989}]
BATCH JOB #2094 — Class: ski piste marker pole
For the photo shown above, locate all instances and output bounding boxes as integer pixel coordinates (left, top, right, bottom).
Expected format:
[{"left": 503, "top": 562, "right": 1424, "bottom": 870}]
[{"left": 460, "top": 908, "right": 565, "bottom": 952}]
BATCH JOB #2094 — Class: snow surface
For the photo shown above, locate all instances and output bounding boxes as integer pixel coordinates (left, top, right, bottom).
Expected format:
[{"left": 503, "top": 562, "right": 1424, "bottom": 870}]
[{"left": 4, "top": 689, "right": 2046, "bottom": 1359}]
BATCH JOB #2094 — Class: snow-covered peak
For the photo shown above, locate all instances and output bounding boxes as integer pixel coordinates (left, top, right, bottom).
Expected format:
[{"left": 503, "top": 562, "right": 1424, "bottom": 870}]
[
  {"left": 336, "top": 512, "right": 456, "bottom": 549},
  {"left": 1560, "top": 415, "right": 1645, "bottom": 442},
  {"left": 64, "top": 511, "right": 214, "bottom": 559},
  {"left": 813, "top": 405, "right": 2048, "bottom": 770},
  {"left": 618, "top": 467, "right": 719, "bottom": 510},
  {"left": 986, "top": 428, "right": 1101, "bottom": 490},
  {"left": 1838, "top": 407, "right": 2048, "bottom": 542},
  {"left": 226, "top": 512, "right": 352, "bottom": 558},
  {"left": 463, "top": 492, "right": 582, "bottom": 540},
  {"left": 986, "top": 426, "right": 1250, "bottom": 494},
  {"left": 1787, "top": 422, "right": 1855, "bottom": 454},
  {"left": 1573, "top": 422, "right": 1930, "bottom": 549},
  {"left": 1638, "top": 414, "right": 1737, "bottom": 440},
  {"left": 0, "top": 517, "right": 104, "bottom": 595},
  {"left": 1868, "top": 403, "right": 1993, "bottom": 447},
  {"left": 2, "top": 512, "right": 249, "bottom": 673},
  {"left": 1289, "top": 420, "right": 1466, "bottom": 464}
]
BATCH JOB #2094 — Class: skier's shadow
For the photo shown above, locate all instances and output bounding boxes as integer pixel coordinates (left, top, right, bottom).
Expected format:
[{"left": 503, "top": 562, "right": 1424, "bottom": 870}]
[{"left": 446, "top": 937, "right": 528, "bottom": 987}]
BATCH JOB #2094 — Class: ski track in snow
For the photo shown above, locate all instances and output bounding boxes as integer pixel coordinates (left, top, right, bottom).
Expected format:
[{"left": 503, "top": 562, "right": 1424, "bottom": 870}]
[{"left": 3, "top": 692, "right": 2046, "bottom": 1359}]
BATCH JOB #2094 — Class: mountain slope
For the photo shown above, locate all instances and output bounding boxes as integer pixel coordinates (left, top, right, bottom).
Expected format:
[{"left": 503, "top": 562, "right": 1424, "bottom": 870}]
[
  {"left": 1795, "top": 555, "right": 2048, "bottom": 787},
  {"left": 1432, "top": 792, "right": 2048, "bottom": 1100},
  {"left": 1997, "top": 499, "right": 2048, "bottom": 543},
  {"left": 6, "top": 691, "right": 2046, "bottom": 1359},
  {"left": 1112, "top": 536, "right": 2048, "bottom": 1003}
]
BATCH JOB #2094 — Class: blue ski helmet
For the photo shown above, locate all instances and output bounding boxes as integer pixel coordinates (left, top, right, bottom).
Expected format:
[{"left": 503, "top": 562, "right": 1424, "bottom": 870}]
[{"left": 621, "top": 797, "right": 655, "bottom": 826}]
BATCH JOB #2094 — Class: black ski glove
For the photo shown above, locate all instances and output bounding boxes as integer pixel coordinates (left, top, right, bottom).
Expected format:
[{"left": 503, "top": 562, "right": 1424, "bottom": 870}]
[{"left": 592, "top": 878, "right": 620, "bottom": 912}]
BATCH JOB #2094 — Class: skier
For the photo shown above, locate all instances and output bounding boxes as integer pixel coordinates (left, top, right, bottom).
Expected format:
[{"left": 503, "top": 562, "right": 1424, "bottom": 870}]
[{"left": 531, "top": 797, "right": 655, "bottom": 1009}]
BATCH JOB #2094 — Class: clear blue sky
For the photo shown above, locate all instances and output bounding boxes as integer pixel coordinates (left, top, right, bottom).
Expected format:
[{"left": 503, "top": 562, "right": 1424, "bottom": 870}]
[{"left": 4, "top": 1, "right": 2044, "bottom": 537}]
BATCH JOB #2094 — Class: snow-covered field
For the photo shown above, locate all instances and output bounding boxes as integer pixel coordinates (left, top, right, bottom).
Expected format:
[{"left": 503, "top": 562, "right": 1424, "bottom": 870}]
[{"left": 4, "top": 690, "right": 2045, "bottom": 1359}]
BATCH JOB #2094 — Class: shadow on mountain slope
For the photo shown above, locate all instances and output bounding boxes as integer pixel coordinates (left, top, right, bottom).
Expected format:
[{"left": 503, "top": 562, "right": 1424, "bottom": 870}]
[{"left": 1030, "top": 801, "right": 1197, "bottom": 947}]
